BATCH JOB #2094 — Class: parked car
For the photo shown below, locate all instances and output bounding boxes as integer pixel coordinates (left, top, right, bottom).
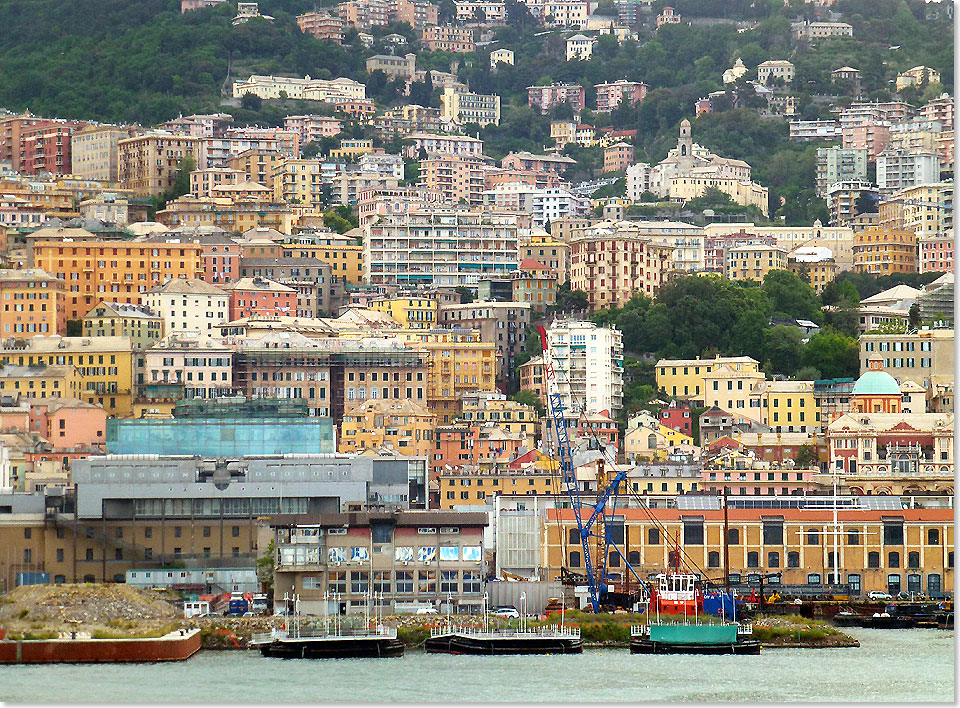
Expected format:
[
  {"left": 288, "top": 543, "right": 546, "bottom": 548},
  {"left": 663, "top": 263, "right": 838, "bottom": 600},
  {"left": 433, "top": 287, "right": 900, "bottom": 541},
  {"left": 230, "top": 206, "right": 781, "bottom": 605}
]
[
  {"left": 491, "top": 606, "right": 520, "bottom": 619},
  {"left": 415, "top": 606, "right": 438, "bottom": 615},
  {"left": 868, "top": 591, "right": 892, "bottom": 601}
]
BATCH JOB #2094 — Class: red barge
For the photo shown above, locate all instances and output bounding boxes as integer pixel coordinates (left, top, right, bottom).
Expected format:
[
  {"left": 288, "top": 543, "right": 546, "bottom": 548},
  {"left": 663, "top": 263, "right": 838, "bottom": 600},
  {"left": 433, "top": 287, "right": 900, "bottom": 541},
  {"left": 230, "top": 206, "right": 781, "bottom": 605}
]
[{"left": 0, "top": 627, "right": 201, "bottom": 664}]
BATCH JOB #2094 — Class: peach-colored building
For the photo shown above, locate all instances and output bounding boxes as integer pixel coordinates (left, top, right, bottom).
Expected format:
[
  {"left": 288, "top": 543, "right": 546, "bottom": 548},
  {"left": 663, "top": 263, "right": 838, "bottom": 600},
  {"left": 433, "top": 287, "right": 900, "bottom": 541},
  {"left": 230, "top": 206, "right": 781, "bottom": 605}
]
[
  {"left": 842, "top": 122, "right": 891, "bottom": 160},
  {"left": 419, "top": 155, "right": 491, "bottom": 205},
  {"left": 420, "top": 25, "right": 474, "bottom": 52},
  {"left": 283, "top": 115, "right": 343, "bottom": 146},
  {"left": 30, "top": 397, "right": 107, "bottom": 452},
  {"left": 296, "top": 11, "right": 344, "bottom": 43},
  {"left": 595, "top": 81, "right": 648, "bottom": 113},
  {"left": 190, "top": 167, "right": 243, "bottom": 198},
  {"left": 225, "top": 276, "right": 297, "bottom": 319},
  {"left": 603, "top": 142, "right": 634, "bottom": 173}
]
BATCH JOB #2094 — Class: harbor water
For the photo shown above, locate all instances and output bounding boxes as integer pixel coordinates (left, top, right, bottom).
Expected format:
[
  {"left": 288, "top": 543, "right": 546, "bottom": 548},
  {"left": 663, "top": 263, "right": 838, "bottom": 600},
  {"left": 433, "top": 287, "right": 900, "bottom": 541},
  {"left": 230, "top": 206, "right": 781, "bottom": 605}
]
[{"left": 1, "top": 628, "right": 953, "bottom": 702}]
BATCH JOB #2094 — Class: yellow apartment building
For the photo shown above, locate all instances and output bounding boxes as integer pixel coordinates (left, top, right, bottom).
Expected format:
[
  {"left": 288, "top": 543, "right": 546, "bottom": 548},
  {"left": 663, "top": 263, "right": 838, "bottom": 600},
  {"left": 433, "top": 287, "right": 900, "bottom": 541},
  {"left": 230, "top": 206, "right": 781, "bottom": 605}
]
[
  {"left": 395, "top": 330, "right": 497, "bottom": 422},
  {"left": 655, "top": 356, "right": 761, "bottom": 403},
  {"left": 271, "top": 159, "right": 327, "bottom": 209},
  {"left": 519, "top": 231, "right": 571, "bottom": 283},
  {"left": 369, "top": 296, "right": 438, "bottom": 329},
  {"left": 339, "top": 398, "right": 436, "bottom": 457},
  {"left": 758, "top": 379, "right": 821, "bottom": 433},
  {"left": 853, "top": 227, "right": 919, "bottom": 275},
  {"left": 0, "top": 335, "right": 135, "bottom": 416},
  {"left": 725, "top": 244, "right": 789, "bottom": 281},
  {"left": 703, "top": 363, "right": 767, "bottom": 423},
  {"left": 81, "top": 301, "right": 165, "bottom": 349},
  {"left": 227, "top": 149, "right": 285, "bottom": 186},
  {"left": 117, "top": 132, "right": 202, "bottom": 196},
  {"left": 155, "top": 196, "right": 298, "bottom": 234},
  {"left": 280, "top": 237, "right": 364, "bottom": 285},
  {"left": 32, "top": 240, "right": 203, "bottom": 321},
  {"left": 0, "top": 268, "right": 66, "bottom": 336},
  {"left": 437, "top": 470, "right": 562, "bottom": 509},
  {"left": 457, "top": 392, "right": 540, "bottom": 447},
  {"left": 0, "top": 364, "right": 81, "bottom": 401}
]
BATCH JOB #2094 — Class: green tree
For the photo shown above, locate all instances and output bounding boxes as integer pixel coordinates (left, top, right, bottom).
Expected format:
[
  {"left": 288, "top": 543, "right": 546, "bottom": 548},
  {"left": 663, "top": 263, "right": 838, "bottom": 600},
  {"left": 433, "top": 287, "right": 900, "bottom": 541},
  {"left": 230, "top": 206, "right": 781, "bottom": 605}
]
[
  {"left": 761, "top": 270, "right": 822, "bottom": 322},
  {"left": 241, "top": 92, "right": 263, "bottom": 111},
  {"left": 455, "top": 286, "right": 475, "bottom": 304},
  {"left": 800, "top": 331, "right": 859, "bottom": 379},
  {"left": 795, "top": 445, "right": 819, "bottom": 469},
  {"left": 256, "top": 539, "right": 275, "bottom": 599},
  {"left": 762, "top": 325, "right": 804, "bottom": 376}
]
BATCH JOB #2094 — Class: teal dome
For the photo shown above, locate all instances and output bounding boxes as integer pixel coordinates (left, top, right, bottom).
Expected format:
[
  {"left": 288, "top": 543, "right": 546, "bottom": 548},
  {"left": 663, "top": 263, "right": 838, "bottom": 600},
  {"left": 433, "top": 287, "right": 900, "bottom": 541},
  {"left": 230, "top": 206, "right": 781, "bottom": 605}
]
[{"left": 852, "top": 370, "right": 901, "bottom": 396}]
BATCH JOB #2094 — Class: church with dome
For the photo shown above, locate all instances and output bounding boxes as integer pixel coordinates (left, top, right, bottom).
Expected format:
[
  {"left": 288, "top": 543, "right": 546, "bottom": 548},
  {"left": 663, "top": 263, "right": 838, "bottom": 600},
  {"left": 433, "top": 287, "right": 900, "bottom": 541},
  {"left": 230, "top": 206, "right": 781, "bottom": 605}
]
[{"left": 852, "top": 358, "right": 904, "bottom": 414}]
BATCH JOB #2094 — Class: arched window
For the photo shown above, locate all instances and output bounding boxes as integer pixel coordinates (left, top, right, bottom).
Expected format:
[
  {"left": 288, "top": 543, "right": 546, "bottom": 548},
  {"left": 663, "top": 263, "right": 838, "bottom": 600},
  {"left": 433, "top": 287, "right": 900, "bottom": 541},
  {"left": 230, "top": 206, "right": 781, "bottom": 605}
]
[
  {"left": 681, "top": 144, "right": 687, "bottom": 156},
  {"left": 907, "top": 574, "right": 921, "bottom": 593},
  {"left": 648, "top": 528, "right": 660, "bottom": 544},
  {"left": 907, "top": 551, "right": 920, "bottom": 569},
  {"left": 708, "top": 551, "right": 720, "bottom": 568},
  {"left": 867, "top": 551, "right": 880, "bottom": 568},
  {"left": 847, "top": 528, "right": 860, "bottom": 545},
  {"left": 768, "top": 551, "right": 780, "bottom": 568},
  {"left": 608, "top": 551, "right": 620, "bottom": 568},
  {"left": 727, "top": 528, "right": 740, "bottom": 544},
  {"left": 806, "top": 529, "right": 819, "bottom": 544},
  {"left": 568, "top": 528, "right": 580, "bottom": 545},
  {"left": 888, "top": 551, "right": 900, "bottom": 568},
  {"left": 928, "top": 528, "right": 940, "bottom": 545},
  {"left": 569, "top": 551, "right": 581, "bottom": 568},
  {"left": 787, "top": 551, "right": 800, "bottom": 568},
  {"left": 927, "top": 573, "right": 942, "bottom": 595},
  {"left": 746, "top": 551, "right": 759, "bottom": 568},
  {"left": 628, "top": 551, "right": 641, "bottom": 565},
  {"left": 647, "top": 433, "right": 658, "bottom": 449}
]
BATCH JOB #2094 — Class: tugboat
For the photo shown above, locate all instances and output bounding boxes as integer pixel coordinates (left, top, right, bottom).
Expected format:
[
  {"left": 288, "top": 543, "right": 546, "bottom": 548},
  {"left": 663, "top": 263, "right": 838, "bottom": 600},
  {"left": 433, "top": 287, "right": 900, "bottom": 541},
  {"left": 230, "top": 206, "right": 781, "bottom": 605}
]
[
  {"left": 424, "top": 593, "right": 583, "bottom": 655},
  {"left": 630, "top": 573, "right": 760, "bottom": 655},
  {"left": 251, "top": 592, "right": 404, "bottom": 659}
]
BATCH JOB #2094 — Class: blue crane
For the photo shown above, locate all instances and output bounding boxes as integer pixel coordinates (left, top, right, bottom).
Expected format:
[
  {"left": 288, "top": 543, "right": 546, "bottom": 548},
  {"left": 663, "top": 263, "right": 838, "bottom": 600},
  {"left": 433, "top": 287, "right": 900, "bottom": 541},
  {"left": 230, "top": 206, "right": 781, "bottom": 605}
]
[{"left": 537, "top": 326, "right": 647, "bottom": 612}]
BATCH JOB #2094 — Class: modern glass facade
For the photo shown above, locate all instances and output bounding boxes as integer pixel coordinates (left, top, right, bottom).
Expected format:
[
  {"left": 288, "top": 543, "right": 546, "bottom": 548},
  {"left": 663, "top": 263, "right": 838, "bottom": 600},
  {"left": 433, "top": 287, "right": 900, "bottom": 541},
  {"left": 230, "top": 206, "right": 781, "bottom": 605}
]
[{"left": 106, "top": 417, "right": 336, "bottom": 456}]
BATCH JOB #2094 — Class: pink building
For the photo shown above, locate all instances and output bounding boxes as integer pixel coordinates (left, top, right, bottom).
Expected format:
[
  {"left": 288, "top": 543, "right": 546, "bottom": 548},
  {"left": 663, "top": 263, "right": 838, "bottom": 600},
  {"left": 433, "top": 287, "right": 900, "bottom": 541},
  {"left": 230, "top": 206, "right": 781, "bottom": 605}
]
[
  {"left": 283, "top": 115, "right": 343, "bottom": 146},
  {"left": 30, "top": 398, "right": 107, "bottom": 452},
  {"left": 20, "top": 122, "right": 86, "bottom": 175},
  {"left": 181, "top": 0, "right": 226, "bottom": 11},
  {"left": 603, "top": 142, "right": 634, "bottom": 173},
  {"left": 919, "top": 234, "right": 954, "bottom": 273},
  {"left": 527, "top": 83, "right": 586, "bottom": 115},
  {"left": 595, "top": 81, "right": 648, "bottom": 113},
  {"left": 226, "top": 276, "right": 297, "bottom": 319},
  {"left": 659, "top": 402, "right": 693, "bottom": 437},
  {"left": 842, "top": 122, "right": 891, "bottom": 160}
]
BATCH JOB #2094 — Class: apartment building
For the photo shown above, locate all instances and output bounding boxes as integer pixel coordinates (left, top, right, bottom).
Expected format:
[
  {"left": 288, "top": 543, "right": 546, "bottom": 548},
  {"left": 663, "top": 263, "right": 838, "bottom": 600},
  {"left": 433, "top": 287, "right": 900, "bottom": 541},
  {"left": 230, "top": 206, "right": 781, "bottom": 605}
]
[
  {"left": 437, "top": 300, "right": 530, "bottom": 391},
  {"left": 544, "top": 319, "right": 623, "bottom": 416},
  {"left": 281, "top": 233, "right": 365, "bottom": 286},
  {"left": 876, "top": 148, "right": 940, "bottom": 195},
  {"left": 519, "top": 231, "right": 570, "bottom": 283},
  {"left": 420, "top": 25, "right": 475, "bottom": 52},
  {"left": 0, "top": 364, "right": 80, "bottom": 402},
  {"left": 19, "top": 121, "right": 86, "bottom": 176},
  {"left": 725, "top": 243, "right": 788, "bottom": 281},
  {"left": 852, "top": 227, "right": 918, "bottom": 275},
  {"left": 397, "top": 0, "right": 439, "bottom": 26},
  {"left": 81, "top": 302, "right": 164, "bottom": 349},
  {"left": 457, "top": 1, "right": 506, "bottom": 22},
  {"left": 440, "top": 87, "right": 501, "bottom": 127},
  {"left": 71, "top": 125, "right": 138, "bottom": 182},
  {"left": 190, "top": 167, "right": 243, "bottom": 198},
  {"left": 231, "top": 75, "right": 366, "bottom": 102},
  {"left": 419, "top": 154, "right": 492, "bottom": 205},
  {"left": 919, "top": 234, "right": 953, "bottom": 274},
  {"left": 827, "top": 181, "right": 879, "bottom": 227},
  {"left": 403, "top": 132, "right": 483, "bottom": 159},
  {"left": 756, "top": 60, "right": 795, "bottom": 85},
  {"left": 366, "top": 53, "right": 417, "bottom": 82},
  {"left": 118, "top": 132, "right": 202, "bottom": 196},
  {"left": 458, "top": 391, "right": 539, "bottom": 445},
  {"left": 569, "top": 222, "right": 675, "bottom": 309},
  {"left": 363, "top": 209, "right": 518, "bottom": 287},
  {"left": 32, "top": 239, "right": 203, "bottom": 321},
  {"left": 815, "top": 147, "right": 868, "bottom": 197},
  {"left": 842, "top": 122, "right": 891, "bottom": 161},
  {"left": 860, "top": 329, "right": 954, "bottom": 390},
  {"left": 595, "top": 80, "right": 648, "bottom": 112},
  {"left": 283, "top": 115, "right": 343, "bottom": 146},
  {"left": 656, "top": 356, "right": 761, "bottom": 404},
  {"left": 603, "top": 142, "right": 634, "bottom": 173},
  {"left": 338, "top": 0, "right": 391, "bottom": 27},
  {"left": 296, "top": 11, "right": 344, "bottom": 43},
  {"left": 527, "top": 83, "right": 586, "bottom": 115},
  {"left": 143, "top": 277, "right": 229, "bottom": 335},
  {"left": 0, "top": 335, "right": 135, "bottom": 416},
  {"left": 144, "top": 331, "right": 235, "bottom": 400},
  {"left": 482, "top": 183, "right": 586, "bottom": 229},
  {"left": 339, "top": 398, "right": 436, "bottom": 457},
  {"left": 225, "top": 277, "right": 297, "bottom": 319},
  {"left": 0, "top": 269, "right": 66, "bottom": 336}
]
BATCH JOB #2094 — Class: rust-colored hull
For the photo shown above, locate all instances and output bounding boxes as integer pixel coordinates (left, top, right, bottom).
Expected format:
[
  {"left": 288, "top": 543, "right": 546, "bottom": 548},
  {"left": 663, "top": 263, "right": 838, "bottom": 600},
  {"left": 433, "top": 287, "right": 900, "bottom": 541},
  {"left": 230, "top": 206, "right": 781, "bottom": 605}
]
[{"left": 0, "top": 629, "right": 202, "bottom": 664}]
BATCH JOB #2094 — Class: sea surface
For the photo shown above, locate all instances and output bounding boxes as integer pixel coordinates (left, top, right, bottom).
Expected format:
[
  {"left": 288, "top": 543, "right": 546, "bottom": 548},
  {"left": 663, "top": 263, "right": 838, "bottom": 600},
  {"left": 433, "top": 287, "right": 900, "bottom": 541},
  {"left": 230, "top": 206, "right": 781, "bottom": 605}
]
[{"left": 1, "top": 628, "right": 954, "bottom": 703}]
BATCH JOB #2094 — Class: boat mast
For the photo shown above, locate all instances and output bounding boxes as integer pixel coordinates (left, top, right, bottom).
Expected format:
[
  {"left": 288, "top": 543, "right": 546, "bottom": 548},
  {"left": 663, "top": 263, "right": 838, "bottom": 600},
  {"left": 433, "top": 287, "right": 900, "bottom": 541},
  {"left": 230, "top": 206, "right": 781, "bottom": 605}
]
[{"left": 723, "top": 487, "right": 730, "bottom": 596}]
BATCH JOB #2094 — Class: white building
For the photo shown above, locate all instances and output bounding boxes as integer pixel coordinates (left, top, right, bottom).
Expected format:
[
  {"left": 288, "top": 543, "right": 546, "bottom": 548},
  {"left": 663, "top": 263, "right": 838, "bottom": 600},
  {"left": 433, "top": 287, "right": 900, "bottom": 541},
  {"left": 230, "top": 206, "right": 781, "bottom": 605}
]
[
  {"left": 144, "top": 277, "right": 230, "bottom": 335},
  {"left": 481, "top": 183, "right": 588, "bottom": 228},
  {"left": 723, "top": 58, "right": 748, "bottom": 84},
  {"left": 876, "top": 148, "right": 941, "bottom": 195},
  {"left": 363, "top": 209, "right": 520, "bottom": 287},
  {"left": 756, "top": 60, "right": 795, "bottom": 85},
  {"left": 544, "top": 319, "right": 623, "bottom": 416},
  {"left": 145, "top": 331, "right": 235, "bottom": 399},
  {"left": 231, "top": 75, "right": 366, "bottom": 102},
  {"left": 565, "top": 34, "right": 594, "bottom": 61},
  {"left": 626, "top": 162, "right": 653, "bottom": 201}
]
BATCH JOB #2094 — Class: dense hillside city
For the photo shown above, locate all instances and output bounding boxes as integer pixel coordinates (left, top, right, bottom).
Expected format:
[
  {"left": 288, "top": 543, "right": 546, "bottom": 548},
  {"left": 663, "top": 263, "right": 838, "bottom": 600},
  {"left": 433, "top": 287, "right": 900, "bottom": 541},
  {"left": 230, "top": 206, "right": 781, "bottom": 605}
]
[{"left": 0, "top": 0, "right": 954, "bottom": 637}]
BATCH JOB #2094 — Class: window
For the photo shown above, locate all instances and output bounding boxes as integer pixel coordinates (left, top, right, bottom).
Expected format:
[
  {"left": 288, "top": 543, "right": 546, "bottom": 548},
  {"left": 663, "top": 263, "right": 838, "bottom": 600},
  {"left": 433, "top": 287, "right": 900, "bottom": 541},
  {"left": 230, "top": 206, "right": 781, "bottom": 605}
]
[
  {"left": 746, "top": 551, "right": 759, "bottom": 568},
  {"left": 887, "top": 574, "right": 901, "bottom": 595},
  {"left": 762, "top": 519, "right": 783, "bottom": 545},
  {"left": 727, "top": 528, "right": 740, "bottom": 544},
  {"left": 907, "top": 551, "right": 920, "bottom": 569},
  {"left": 888, "top": 551, "right": 900, "bottom": 568},
  {"left": 927, "top": 528, "right": 940, "bottom": 545},
  {"left": 328, "top": 571, "right": 347, "bottom": 594},
  {"left": 847, "top": 528, "right": 860, "bottom": 545},
  {"left": 787, "top": 551, "right": 800, "bottom": 568},
  {"left": 768, "top": 551, "right": 780, "bottom": 568},
  {"left": 232, "top": 526, "right": 240, "bottom": 538},
  {"left": 907, "top": 574, "right": 922, "bottom": 593},
  {"left": 927, "top": 573, "right": 942, "bottom": 596},
  {"left": 668, "top": 551, "right": 678, "bottom": 568},
  {"left": 418, "top": 570, "right": 436, "bottom": 594},
  {"left": 807, "top": 573, "right": 822, "bottom": 585},
  {"left": 373, "top": 571, "right": 390, "bottom": 594},
  {"left": 682, "top": 518, "right": 704, "bottom": 545},
  {"left": 868, "top": 551, "right": 881, "bottom": 568},
  {"left": 806, "top": 529, "right": 819, "bottom": 545},
  {"left": 395, "top": 571, "right": 413, "bottom": 594},
  {"left": 569, "top": 551, "right": 581, "bottom": 567},
  {"left": 883, "top": 521, "right": 904, "bottom": 545},
  {"left": 628, "top": 551, "right": 641, "bottom": 565},
  {"left": 708, "top": 551, "right": 720, "bottom": 568},
  {"left": 647, "top": 528, "right": 660, "bottom": 545},
  {"left": 847, "top": 573, "right": 861, "bottom": 595},
  {"left": 440, "top": 571, "right": 458, "bottom": 593},
  {"left": 350, "top": 571, "right": 369, "bottom": 594},
  {"left": 608, "top": 551, "right": 620, "bottom": 568},
  {"left": 568, "top": 528, "right": 580, "bottom": 545},
  {"left": 462, "top": 571, "right": 481, "bottom": 594}
]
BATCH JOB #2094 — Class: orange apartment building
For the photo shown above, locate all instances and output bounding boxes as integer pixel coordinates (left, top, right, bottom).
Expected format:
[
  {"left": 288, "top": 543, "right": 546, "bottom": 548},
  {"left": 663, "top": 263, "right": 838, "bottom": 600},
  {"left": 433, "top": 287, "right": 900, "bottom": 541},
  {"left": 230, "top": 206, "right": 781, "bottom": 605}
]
[
  {"left": 0, "top": 269, "right": 67, "bottom": 336},
  {"left": 296, "top": 11, "right": 344, "bottom": 43},
  {"left": 420, "top": 25, "right": 475, "bottom": 52},
  {"left": 419, "top": 155, "right": 491, "bottom": 205},
  {"left": 118, "top": 132, "right": 202, "bottom": 196},
  {"left": 432, "top": 423, "right": 525, "bottom": 478},
  {"left": 32, "top": 240, "right": 203, "bottom": 321},
  {"left": 853, "top": 227, "right": 918, "bottom": 275}
]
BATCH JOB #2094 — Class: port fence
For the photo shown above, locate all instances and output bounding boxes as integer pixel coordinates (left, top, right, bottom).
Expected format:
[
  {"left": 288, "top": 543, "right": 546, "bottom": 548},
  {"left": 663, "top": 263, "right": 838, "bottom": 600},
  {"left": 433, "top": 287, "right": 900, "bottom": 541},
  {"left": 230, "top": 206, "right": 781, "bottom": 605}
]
[
  {"left": 429, "top": 625, "right": 581, "bottom": 638},
  {"left": 251, "top": 626, "right": 397, "bottom": 644},
  {"left": 630, "top": 623, "right": 753, "bottom": 637}
]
